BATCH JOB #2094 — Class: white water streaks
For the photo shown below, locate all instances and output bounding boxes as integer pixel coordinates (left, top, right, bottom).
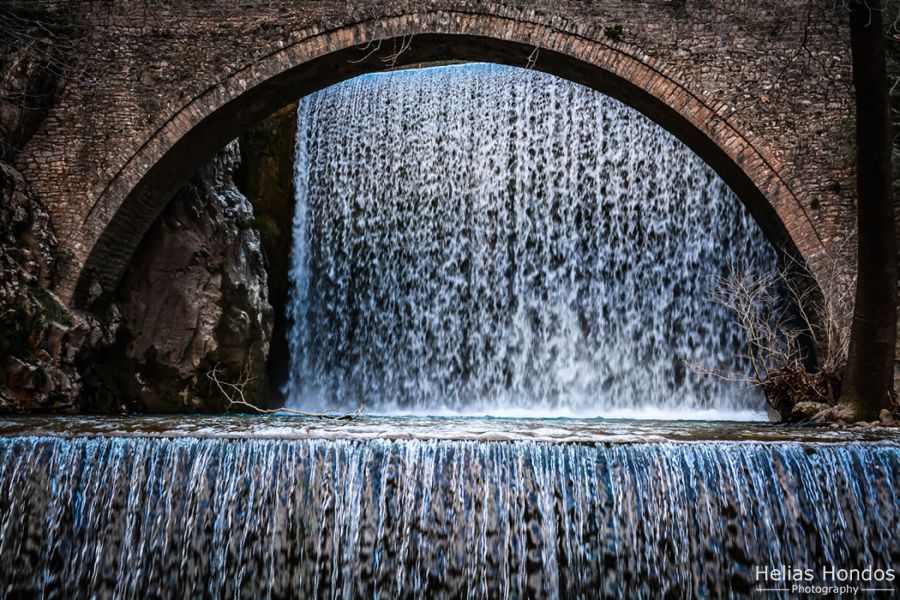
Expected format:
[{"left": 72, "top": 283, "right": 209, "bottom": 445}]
[
  {"left": 286, "top": 64, "right": 781, "bottom": 416},
  {"left": 0, "top": 435, "right": 896, "bottom": 598}
]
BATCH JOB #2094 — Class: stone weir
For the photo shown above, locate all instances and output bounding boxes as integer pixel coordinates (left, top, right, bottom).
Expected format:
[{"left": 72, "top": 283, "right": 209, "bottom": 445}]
[{"left": 0, "top": 417, "right": 896, "bottom": 598}]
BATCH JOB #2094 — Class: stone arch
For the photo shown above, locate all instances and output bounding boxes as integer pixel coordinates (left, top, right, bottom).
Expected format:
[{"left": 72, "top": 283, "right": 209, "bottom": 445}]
[{"left": 68, "top": 12, "right": 826, "bottom": 306}]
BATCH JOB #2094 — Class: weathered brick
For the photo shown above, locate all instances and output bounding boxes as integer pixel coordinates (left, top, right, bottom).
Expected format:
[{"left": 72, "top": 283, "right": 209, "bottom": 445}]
[{"left": 13, "top": 0, "right": 854, "bottom": 310}]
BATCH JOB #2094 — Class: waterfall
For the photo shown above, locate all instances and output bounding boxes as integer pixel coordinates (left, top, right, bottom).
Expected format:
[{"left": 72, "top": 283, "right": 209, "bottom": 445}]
[
  {"left": 285, "top": 63, "right": 781, "bottom": 416},
  {"left": 1, "top": 435, "right": 895, "bottom": 598}
]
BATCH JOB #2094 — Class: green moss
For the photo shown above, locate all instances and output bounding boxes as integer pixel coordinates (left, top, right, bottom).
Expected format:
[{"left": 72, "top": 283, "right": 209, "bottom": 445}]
[
  {"left": 50, "top": 247, "right": 74, "bottom": 272},
  {"left": 250, "top": 215, "right": 281, "bottom": 242},
  {"left": 28, "top": 284, "right": 70, "bottom": 326}
]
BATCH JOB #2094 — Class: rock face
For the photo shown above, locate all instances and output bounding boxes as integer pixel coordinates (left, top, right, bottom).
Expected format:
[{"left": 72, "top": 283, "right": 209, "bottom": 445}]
[
  {"left": 104, "top": 142, "right": 273, "bottom": 412},
  {"left": 0, "top": 163, "right": 118, "bottom": 412},
  {"left": 0, "top": 11, "right": 273, "bottom": 413},
  {"left": 1, "top": 141, "right": 273, "bottom": 414}
]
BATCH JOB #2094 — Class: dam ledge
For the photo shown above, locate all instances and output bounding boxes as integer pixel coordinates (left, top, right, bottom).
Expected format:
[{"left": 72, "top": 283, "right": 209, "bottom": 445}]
[{"left": 2, "top": 414, "right": 898, "bottom": 446}]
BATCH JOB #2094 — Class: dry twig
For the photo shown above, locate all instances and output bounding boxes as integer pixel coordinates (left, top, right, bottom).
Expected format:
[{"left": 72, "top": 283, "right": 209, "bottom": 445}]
[{"left": 206, "top": 359, "right": 364, "bottom": 420}]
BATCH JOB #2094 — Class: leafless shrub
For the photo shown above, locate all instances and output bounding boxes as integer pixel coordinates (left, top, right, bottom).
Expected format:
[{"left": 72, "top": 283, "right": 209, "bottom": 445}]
[
  {"left": 348, "top": 35, "right": 414, "bottom": 69},
  {"left": 688, "top": 241, "right": 856, "bottom": 417},
  {"left": 382, "top": 35, "right": 414, "bottom": 68},
  {"left": 0, "top": 3, "right": 102, "bottom": 161},
  {"left": 784, "top": 239, "right": 856, "bottom": 374}
]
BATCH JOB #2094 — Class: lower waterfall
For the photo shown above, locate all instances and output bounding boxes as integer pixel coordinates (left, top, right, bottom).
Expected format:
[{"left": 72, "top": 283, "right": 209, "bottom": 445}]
[
  {"left": 285, "top": 64, "right": 781, "bottom": 416},
  {"left": 1, "top": 435, "right": 896, "bottom": 598}
]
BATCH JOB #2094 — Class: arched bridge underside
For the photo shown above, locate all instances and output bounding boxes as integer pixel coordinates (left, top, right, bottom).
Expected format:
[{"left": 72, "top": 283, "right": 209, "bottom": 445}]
[{"left": 16, "top": 1, "right": 856, "bottom": 306}]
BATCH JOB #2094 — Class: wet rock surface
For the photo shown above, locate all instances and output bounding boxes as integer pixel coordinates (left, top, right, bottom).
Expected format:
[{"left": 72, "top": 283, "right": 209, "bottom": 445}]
[
  {"left": 789, "top": 400, "right": 831, "bottom": 422},
  {"left": 101, "top": 141, "right": 273, "bottom": 412},
  {"left": 1, "top": 138, "right": 272, "bottom": 413}
]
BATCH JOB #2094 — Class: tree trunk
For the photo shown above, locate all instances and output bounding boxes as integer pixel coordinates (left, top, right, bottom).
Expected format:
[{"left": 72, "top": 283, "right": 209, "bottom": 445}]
[{"left": 840, "top": 0, "right": 898, "bottom": 420}]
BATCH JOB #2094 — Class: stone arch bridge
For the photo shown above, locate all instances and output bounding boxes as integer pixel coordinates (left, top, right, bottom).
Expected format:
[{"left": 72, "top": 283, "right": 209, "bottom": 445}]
[{"left": 17, "top": 0, "right": 857, "bottom": 308}]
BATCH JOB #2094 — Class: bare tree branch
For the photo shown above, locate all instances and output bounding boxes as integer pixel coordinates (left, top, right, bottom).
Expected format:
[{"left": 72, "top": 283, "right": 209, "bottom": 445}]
[
  {"left": 687, "top": 244, "right": 854, "bottom": 416},
  {"left": 206, "top": 358, "right": 364, "bottom": 420}
]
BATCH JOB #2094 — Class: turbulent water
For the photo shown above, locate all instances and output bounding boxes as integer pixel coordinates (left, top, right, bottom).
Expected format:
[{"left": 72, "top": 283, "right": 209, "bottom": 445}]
[
  {"left": 285, "top": 64, "right": 779, "bottom": 416},
  {"left": 0, "top": 433, "right": 896, "bottom": 598}
]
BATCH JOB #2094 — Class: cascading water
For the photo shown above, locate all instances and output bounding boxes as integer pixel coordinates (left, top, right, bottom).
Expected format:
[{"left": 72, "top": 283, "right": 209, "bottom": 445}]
[
  {"left": 285, "top": 63, "right": 780, "bottom": 417},
  {"left": 1, "top": 51, "right": 896, "bottom": 600},
  {"left": 0, "top": 432, "right": 896, "bottom": 598}
]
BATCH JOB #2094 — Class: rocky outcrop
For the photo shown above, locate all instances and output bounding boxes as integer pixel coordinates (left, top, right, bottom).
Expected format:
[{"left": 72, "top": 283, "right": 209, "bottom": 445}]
[
  {"left": 98, "top": 141, "right": 273, "bottom": 412},
  {"left": 1, "top": 140, "right": 273, "bottom": 414},
  {"left": 1, "top": 7, "right": 273, "bottom": 413},
  {"left": 0, "top": 11, "right": 118, "bottom": 413},
  {"left": 0, "top": 163, "right": 118, "bottom": 412}
]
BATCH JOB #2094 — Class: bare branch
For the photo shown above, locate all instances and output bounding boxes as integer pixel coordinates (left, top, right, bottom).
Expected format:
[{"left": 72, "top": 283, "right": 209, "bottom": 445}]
[
  {"left": 687, "top": 245, "right": 854, "bottom": 415},
  {"left": 206, "top": 358, "right": 364, "bottom": 420}
]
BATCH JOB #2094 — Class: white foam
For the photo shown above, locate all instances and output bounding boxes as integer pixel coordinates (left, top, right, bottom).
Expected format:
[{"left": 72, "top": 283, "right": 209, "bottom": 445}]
[{"left": 364, "top": 405, "right": 770, "bottom": 422}]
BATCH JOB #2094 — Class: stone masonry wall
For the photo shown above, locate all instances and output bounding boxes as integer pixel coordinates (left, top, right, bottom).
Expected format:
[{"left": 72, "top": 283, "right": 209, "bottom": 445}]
[{"left": 14, "top": 0, "right": 856, "bottom": 306}]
